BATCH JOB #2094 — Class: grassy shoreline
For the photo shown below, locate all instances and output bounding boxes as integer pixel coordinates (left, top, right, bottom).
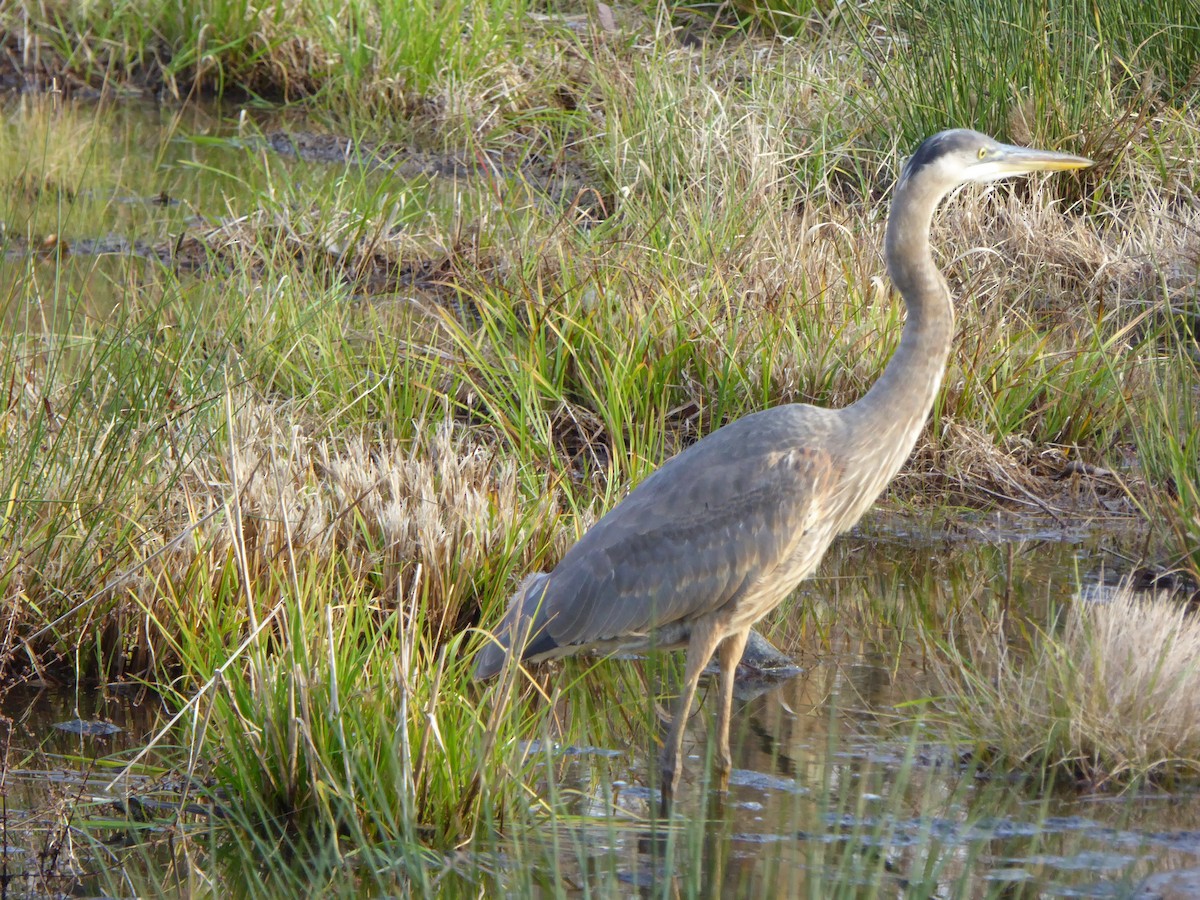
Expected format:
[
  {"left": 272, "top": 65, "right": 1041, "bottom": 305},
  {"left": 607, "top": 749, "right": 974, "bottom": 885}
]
[{"left": 2, "top": 0, "right": 1199, "bottom": 892}]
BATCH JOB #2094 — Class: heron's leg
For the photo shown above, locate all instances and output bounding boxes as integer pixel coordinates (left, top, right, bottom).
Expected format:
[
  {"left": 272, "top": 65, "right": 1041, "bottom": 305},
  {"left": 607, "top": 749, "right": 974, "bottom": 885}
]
[
  {"left": 660, "top": 620, "right": 723, "bottom": 816},
  {"left": 713, "top": 627, "right": 750, "bottom": 792}
]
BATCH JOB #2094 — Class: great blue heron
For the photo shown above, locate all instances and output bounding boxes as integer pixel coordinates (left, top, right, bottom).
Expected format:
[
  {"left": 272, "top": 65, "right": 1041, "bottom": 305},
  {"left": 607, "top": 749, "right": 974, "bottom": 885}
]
[{"left": 474, "top": 129, "right": 1091, "bottom": 810}]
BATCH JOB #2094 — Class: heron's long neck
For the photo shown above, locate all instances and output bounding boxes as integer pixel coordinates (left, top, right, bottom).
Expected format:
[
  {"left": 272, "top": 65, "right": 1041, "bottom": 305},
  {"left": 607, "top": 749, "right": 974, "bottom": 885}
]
[{"left": 844, "top": 177, "right": 955, "bottom": 467}]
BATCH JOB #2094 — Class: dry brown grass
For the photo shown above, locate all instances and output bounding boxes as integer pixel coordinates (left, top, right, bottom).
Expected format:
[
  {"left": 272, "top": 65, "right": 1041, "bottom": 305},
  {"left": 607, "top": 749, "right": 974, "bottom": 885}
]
[
  {"left": 221, "top": 401, "right": 540, "bottom": 556},
  {"left": 0, "top": 378, "right": 586, "bottom": 669},
  {"left": 195, "top": 203, "right": 464, "bottom": 296},
  {"left": 932, "top": 587, "right": 1200, "bottom": 783},
  {"left": 170, "top": 398, "right": 587, "bottom": 635}
]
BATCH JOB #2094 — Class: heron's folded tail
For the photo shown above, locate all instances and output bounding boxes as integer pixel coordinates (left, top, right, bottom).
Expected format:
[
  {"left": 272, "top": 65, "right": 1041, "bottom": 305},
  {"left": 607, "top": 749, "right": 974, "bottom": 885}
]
[{"left": 473, "top": 572, "right": 557, "bottom": 679}]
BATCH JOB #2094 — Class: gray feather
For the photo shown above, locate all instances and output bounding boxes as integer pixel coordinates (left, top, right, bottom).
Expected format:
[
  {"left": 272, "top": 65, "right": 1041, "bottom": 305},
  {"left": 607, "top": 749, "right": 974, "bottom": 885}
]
[
  {"left": 473, "top": 572, "right": 556, "bottom": 679},
  {"left": 475, "top": 404, "right": 844, "bottom": 674}
]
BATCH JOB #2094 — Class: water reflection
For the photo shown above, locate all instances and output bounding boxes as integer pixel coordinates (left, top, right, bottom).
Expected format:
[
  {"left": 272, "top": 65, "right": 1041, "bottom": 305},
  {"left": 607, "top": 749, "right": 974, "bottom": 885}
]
[
  {"left": 0, "top": 683, "right": 169, "bottom": 896},
  {"left": 0, "top": 681, "right": 163, "bottom": 756}
]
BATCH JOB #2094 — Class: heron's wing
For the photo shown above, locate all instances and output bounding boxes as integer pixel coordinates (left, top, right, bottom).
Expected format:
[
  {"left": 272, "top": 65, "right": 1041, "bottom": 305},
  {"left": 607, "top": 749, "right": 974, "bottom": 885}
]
[
  {"left": 473, "top": 572, "right": 554, "bottom": 679},
  {"left": 542, "top": 414, "right": 838, "bottom": 649}
]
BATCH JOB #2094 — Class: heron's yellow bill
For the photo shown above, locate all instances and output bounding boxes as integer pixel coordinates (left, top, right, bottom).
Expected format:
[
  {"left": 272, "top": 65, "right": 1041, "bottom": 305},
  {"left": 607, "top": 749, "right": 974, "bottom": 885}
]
[{"left": 993, "top": 144, "right": 1093, "bottom": 174}]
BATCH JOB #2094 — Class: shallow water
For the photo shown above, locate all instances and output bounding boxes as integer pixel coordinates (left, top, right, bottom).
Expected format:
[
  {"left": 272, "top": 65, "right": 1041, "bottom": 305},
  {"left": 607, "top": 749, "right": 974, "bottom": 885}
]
[
  {"left": 0, "top": 683, "right": 174, "bottom": 897},
  {"left": 1, "top": 493, "right": 1178, "bottom": 894},
  {"left": 0, "top": 94, "right": 559, "bottom": 326},
  {"left": 470, "top": 515, "right": 1198, "bottom": 898}
]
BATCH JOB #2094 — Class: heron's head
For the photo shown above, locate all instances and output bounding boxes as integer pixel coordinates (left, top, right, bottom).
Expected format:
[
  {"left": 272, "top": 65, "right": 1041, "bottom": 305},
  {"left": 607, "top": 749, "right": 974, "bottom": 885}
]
[{"left": 899, "top": 129, "right": 1092, "bottom": 195}]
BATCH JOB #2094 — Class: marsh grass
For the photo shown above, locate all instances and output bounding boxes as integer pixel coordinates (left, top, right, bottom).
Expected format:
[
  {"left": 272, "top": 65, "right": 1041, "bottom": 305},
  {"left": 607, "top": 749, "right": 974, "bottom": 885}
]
[
  {"left": 8, "top": 0, "right": 538, "bottom": 118},
  {"left": 860, "top": 0, "right": 1200, "bottom": 151},
  {"left": 2, "top": 0, "right": 1200, "bottom": 893},
  {"left": 1123, "top": 325, "right": 1200, "bottom": 574}
]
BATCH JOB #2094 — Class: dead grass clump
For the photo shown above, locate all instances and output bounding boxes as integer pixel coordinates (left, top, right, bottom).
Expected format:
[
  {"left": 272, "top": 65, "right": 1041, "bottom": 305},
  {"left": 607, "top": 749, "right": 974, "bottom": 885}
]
[
  {"left": 932, "top": 587, "right": 1200, "bottom": 783},
  {"left": 210, "top": 400, "right": 558, "bottom": 614},
  {"left": 900, "top": 421, "right": 1133, "bottom": 513},
  {"left": 901, "top": 421, "right": 1045, "bottom": 507},
  {"left": 938, "top": 182, "right": 1107, "bottom": 318}
]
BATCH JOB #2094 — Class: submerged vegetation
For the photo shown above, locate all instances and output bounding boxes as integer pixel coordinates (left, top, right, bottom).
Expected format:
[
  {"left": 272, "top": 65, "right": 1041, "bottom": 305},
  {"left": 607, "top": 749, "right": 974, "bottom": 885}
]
[{"left": 1, "top": 0, "right": 1199, "bottom": 893}]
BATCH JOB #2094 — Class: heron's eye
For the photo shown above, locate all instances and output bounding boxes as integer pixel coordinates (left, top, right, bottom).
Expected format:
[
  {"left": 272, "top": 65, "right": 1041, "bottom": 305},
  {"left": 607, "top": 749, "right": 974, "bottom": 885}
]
[{"left": 977, "top": 147, "right": 988, "bottom": 160}]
